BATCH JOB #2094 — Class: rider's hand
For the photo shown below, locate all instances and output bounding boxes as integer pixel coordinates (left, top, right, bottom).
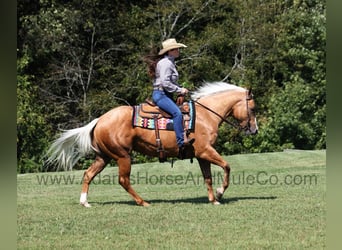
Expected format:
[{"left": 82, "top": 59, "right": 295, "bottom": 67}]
[{"left": 180, "top": 88, "right": 189, "bottom": 95}]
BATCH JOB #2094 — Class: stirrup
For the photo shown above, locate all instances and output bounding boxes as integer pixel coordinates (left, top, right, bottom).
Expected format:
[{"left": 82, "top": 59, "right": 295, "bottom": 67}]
[
  {"left": 178, "top": 138, "right": 195, "bottom": 160},
  {"left": 178, "top": 146, "right": 185, "bottom": 160}
]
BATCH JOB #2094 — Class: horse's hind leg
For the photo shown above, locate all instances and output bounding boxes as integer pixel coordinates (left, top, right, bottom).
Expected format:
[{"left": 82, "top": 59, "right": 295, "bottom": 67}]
[
  {"left": 80, "top": 154, "right": 109, "bottom": 207},
  {"left": 117, "top": 157, "right": 150, "bottom": 207},
  {"left": 198, "top": 158, "right": 220, "bottom": 205}
]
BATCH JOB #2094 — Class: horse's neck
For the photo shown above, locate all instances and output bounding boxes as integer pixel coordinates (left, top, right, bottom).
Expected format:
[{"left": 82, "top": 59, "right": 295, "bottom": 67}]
[{"left": 197, "top": 91, "right": 242, "bottom": 123}]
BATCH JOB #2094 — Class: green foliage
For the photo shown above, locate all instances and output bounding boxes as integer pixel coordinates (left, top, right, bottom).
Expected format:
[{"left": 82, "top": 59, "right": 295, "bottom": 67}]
[
  {"left": 17, "top": 54, "right": 52, "bottom": 173},
  {"left": 17, "top": 0, "right": 326, "bottom": 171},
  {"left": 260, "top": 81, "right": 325, "bottom": 151}
]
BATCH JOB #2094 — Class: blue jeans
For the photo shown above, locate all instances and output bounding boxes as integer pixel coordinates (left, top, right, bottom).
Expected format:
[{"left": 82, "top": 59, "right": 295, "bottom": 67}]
[{"left": 152, "top": 90, "right": 184, "bottom": 147}]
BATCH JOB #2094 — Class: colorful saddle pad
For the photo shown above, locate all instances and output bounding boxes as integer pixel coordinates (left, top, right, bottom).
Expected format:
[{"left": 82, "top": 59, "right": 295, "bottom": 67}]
[{"left": 132, "top": 101, "right": 196, "bottom": 131}]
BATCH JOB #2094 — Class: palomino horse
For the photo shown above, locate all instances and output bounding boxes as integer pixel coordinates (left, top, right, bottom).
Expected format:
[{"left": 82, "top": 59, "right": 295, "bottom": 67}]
[{"left": 46, "top": 82, "right": 258, "bottom": 207}]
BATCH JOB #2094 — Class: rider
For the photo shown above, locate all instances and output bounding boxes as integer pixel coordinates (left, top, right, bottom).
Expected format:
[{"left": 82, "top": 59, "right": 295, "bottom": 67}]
[{"left": 143, "top": 38, "right": 194, "bottom": 158}]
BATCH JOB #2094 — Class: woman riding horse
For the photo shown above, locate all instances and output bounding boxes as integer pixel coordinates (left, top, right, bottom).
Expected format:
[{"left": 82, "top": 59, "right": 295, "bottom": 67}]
[
  {"left": 143, "top": 38, "right": 195, "bottom": 159},
  {"left": 46, "top": 82, "right": 258, "bottom": 207}
]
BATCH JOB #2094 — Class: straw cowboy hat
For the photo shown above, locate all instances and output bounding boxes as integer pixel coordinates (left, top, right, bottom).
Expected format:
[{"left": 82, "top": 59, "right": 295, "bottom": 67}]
[{"left": 158, "top": 38, "right": 187, "bottom": 55}]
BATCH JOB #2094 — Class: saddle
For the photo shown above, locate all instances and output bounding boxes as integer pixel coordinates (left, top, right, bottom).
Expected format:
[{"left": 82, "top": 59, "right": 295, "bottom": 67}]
[
  {"left": 135, "top": 96, "right": 193, "bottom": 163},
  {"left": 139, "top": 98, "right": 190, "bottom": 119},
  {"left": 139, "top": 101, "right": 171, "bottom": 119}
]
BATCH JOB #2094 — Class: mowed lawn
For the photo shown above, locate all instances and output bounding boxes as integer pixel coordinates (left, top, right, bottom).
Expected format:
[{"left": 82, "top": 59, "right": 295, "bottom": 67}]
[{"left": 17, "top": 150, "right": 326, "bottom": 249}]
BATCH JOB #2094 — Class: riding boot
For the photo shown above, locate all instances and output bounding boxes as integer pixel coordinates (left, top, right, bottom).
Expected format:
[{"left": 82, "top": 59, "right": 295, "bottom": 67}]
[{"left": 178, "top": 138, "right": 195, "bottom": 159}]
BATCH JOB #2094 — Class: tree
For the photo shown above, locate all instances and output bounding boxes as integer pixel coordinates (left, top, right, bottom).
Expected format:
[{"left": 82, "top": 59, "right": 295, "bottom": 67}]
[
  {"left": 17, "top": 0, "right": 326, "bottom": 171},
  {"left": 17, "top": 53, "right": 52, "bottom": 172}
]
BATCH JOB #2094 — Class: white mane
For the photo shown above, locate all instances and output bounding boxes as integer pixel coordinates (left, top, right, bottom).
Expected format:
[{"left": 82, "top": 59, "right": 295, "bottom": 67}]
[{"left": 191, "top": 82, "right": 245, "bottom": 100}]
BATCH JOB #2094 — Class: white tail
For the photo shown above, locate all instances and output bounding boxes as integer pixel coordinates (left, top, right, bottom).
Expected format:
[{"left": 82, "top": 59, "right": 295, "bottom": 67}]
[{"left": 45, "top": 118, "right": 99, "bottom": 171}]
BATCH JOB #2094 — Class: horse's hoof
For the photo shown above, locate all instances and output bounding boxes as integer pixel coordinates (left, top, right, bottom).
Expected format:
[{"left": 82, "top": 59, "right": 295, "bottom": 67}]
[
  {"left": 216, "top": 193, "right": 223, "bottom": 201},
  {"left": 137, "top": 200, "right": 150, "bottom": 207},
  {"left": 216, "top": 187, "right": 224, "bottom": 201},
  {"left": 212, "top": 200, "right": 221, "bottom": 205},
  {"left": 142, "top": 201, "right": 150, "bottom": 207},
  {"left": 80, "top": 202, "right": 91, "bottom": 208}
]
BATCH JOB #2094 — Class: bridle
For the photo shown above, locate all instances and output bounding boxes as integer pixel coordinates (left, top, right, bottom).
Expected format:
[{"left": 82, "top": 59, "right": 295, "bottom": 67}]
[
  {"left": 243, "top": 91, "right": 253, "bottom": 132},
  {"left": 191, "top": 90, "right": 253, "bottom": 132}
]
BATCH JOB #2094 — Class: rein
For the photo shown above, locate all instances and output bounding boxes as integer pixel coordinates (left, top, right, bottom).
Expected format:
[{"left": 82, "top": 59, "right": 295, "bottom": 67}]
[{"left": 191, "top": 99, "right": 242, "bottom": 130}]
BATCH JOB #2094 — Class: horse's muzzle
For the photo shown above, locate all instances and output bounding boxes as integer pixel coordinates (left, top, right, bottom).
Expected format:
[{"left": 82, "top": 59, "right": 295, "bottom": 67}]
[{"left": 245, "top": 127, "right": 258, "bottom": 135}]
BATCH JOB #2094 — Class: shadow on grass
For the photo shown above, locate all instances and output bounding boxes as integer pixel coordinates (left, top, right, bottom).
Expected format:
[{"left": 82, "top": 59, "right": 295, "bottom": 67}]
[{"left": 92, "top": 195, "right": 277, "bottom": 206}]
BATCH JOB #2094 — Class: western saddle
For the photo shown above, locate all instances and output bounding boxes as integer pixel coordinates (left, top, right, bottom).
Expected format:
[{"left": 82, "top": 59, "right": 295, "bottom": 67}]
[{"left": 139, "top": 95, "right": 192, "bottom": 162}]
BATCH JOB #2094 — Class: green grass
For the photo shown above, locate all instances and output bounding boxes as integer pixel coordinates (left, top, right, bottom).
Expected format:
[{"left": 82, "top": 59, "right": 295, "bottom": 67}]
[{"left": 17, "top": 150, "right": 326, "bottom": 249}]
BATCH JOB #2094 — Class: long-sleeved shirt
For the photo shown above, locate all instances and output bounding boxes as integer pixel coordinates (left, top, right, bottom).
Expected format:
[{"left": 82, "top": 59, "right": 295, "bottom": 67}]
[{"left": 153, "top": 55, "right": 182, "bottom": 94}]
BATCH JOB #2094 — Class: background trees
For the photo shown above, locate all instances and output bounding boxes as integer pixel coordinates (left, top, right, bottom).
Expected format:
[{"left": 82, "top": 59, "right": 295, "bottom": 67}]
[{"left": 17, "top": 0, "right": 326, "bottom": 172}]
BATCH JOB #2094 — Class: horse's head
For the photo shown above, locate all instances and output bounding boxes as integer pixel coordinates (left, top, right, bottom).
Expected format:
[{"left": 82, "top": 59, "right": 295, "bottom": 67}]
[
  {"left": 231, "top": 88, "right": 258, "bottom": 135},
  {"left": 191, "top": 82, "right": 258, "bottom": 135}
]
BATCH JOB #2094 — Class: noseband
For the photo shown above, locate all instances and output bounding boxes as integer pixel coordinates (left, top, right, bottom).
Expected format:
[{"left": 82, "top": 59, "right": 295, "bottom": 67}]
[
  {"left": 192, "top": 90, "right": 253, "bottom": 132},
  {"left": 240, "top": 91, "right": 253, "bottom": 133}
]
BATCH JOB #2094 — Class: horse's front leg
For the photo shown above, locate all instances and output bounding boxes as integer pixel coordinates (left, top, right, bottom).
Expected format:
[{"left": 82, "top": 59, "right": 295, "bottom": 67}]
[
  {"left": 197, "top": 158, "right": 220, "bottom": 205},
  {"left": 216, "top": 162, "right": 230, "bottom": 201},
  {"left": 117, "top": 157, "right": 150, "bottom": 207},
  {"left": 197, "top": 147, "right": 231, "bottom": 202}
]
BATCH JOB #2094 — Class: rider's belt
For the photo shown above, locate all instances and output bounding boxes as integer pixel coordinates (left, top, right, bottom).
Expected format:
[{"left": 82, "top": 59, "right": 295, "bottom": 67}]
[{"left": 153, "top": 86, "right": 164, "bottom": 91}]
